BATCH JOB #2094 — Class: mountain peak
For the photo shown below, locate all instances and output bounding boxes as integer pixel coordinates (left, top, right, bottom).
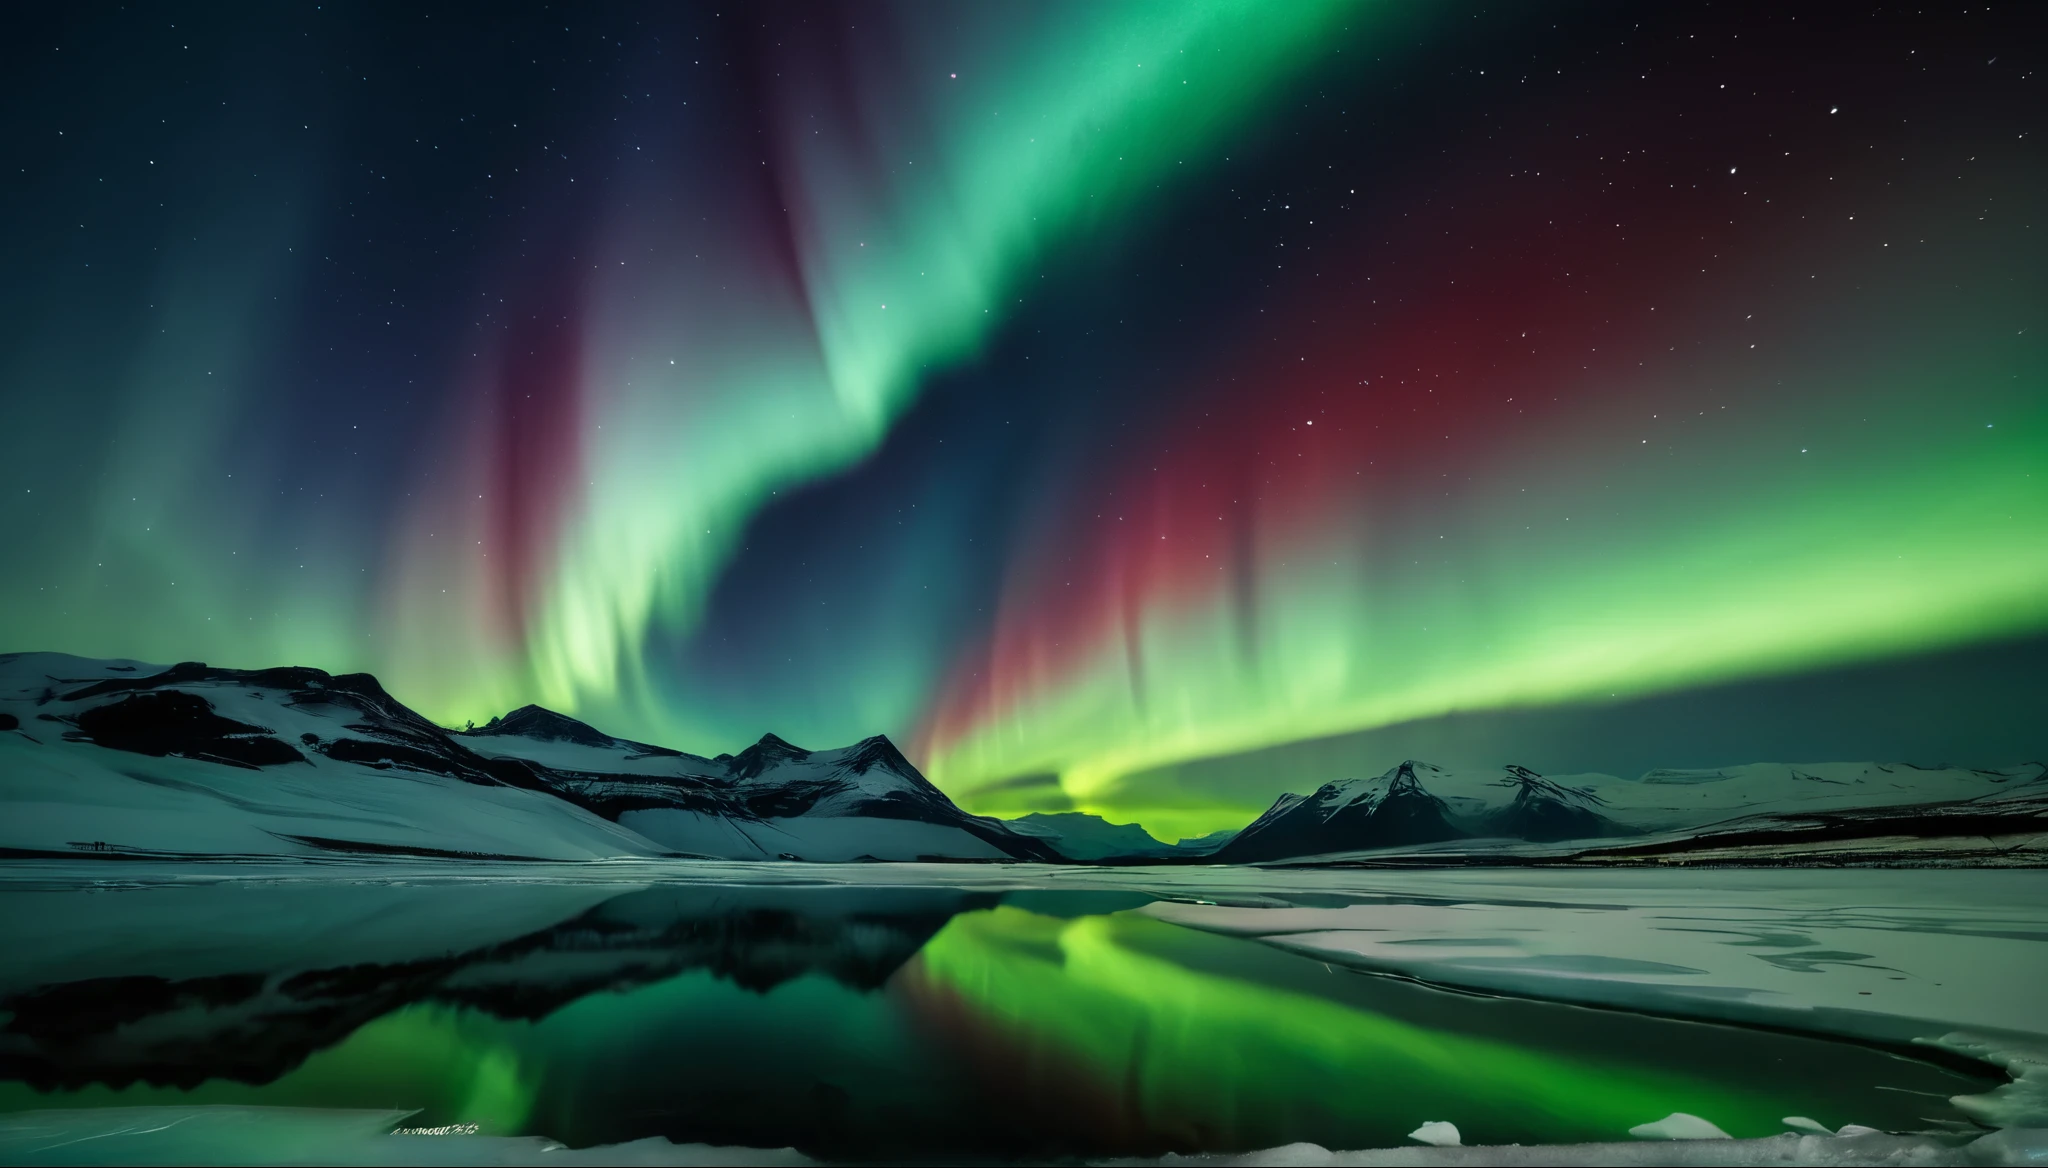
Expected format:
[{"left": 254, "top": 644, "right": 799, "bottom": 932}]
[
  {"left": 471, "top": 705, "right": 617, "bottom": 748},
  {"left": 728, "top": 732, "right": 813, "bottom": 779},
  {"left": 1383, "top": 759, "right": 1445, "bottom": 784},
  {"left": 830, "top": 734, "right": 918, "bottom": 777},
  {"left": 1218, "top": 758, "right": 1462, "bottom": 863}
]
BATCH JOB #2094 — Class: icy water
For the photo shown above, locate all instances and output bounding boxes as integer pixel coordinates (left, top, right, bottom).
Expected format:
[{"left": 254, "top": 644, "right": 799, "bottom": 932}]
[{"left": 0, "top": 864, "right": 2036, "bottom": 1163}]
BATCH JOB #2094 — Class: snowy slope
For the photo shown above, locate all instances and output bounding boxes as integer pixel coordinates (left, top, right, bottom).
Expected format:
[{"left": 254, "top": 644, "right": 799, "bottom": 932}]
[
  {"left": 1583, "top": 760, "right": 2046, "bottom": 827},
  {"left": 1216, "top": 758, "right": 2048, "bottom": 863},
  {"left": 0, "top": 653, "right": 1055, "bottom": 863},
  {"left": 0, "top": 654, "right": 665, "bottom": 860}
]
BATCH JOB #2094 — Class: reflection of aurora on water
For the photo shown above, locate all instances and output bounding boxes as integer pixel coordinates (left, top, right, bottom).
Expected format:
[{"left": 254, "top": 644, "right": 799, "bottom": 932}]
[
  {"left": 1, "top": 887, "right": 1998, "bottom": 1160},
  {"left": 893, "top": 907, "right": 1970, "bottom": 1153}
]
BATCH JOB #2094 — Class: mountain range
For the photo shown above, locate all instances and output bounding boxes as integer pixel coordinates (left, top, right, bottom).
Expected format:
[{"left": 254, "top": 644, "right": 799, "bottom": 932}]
[
  {"left": 2, "top": 653, "right": 2041, "bottom": 866},
  {"left": 1215, "top": 759, "right": 2048, "bottom": 866},
  {"left": 0, "top": 653, "right": 1068, "bottom": 862}
]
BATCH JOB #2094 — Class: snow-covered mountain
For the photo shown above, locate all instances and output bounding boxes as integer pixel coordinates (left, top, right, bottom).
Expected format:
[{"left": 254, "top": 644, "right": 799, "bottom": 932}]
[
  {"left": 0, "top": 653, "right": 1055, "bottom": 863},
  {"left": 461, "top": 710, "right": 1060, "bottom": 862},
  {"left": 1173, "top": 828, "right": 1241, "bottom": 855},
  {"left": 1004, "top": 812, "right": 1176, "bottom": 862},
  {"left": 1216, "top": 761, "right": 1472, "bottom": 863},
  {"left": 1215, "top": 758, "right": 2048, "bottom": 864},
  {"left": 0, "top": 654, "right": 658, "bottom": 861},
  {"left": 5, "top": 652, "right": 2040, "bottom": 867}
]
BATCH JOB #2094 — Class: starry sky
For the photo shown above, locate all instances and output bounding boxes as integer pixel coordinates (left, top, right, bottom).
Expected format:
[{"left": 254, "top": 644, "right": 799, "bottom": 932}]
[{"left": 4, "top": 2, "right": 2043, "bottom": 836}]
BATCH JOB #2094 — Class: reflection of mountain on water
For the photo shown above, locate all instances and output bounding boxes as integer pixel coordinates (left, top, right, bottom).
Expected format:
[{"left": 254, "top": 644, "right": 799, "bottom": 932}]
[
  {"left": 0, "top": 881, "right": 2005, "bottom": 1160},
  {"left": 445, "top": 885, "right": 998, "bottom": 1009},
  {"left": 0, "top": 885, "right": 998, "bottom": 1091}
]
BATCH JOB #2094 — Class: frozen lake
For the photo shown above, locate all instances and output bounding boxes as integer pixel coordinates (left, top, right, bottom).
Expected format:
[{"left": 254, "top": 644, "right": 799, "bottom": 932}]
[{"left": 0, "top": 862, "right": 2042, "bottom": 1164}]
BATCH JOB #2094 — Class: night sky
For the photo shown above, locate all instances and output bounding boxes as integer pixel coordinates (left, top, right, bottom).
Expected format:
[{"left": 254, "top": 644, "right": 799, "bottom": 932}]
[{"left": 5, "top": 2, "right": 2043, "bottom": 836}]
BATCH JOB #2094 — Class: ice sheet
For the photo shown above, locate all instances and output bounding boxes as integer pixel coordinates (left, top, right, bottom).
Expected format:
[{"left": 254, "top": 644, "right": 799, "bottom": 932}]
[{"left": 1134, "top": 869, "right": 2048, "bottom": 1049}]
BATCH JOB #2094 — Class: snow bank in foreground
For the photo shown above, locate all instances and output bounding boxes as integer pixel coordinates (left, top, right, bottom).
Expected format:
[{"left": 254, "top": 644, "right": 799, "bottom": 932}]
[
  {"left": 1929, "top": 1033, "right": 2048, "bottom": 1131},
  {"left": 1132, "top": 1129, "right": 2046, "bottom": 1165},
  {"left": 0, "top": 1108, "right": 2041, "bottom": 1167}
]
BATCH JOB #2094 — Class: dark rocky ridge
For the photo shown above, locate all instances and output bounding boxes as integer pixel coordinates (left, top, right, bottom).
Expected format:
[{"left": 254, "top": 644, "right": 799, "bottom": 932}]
[{"left": 69, "top": 691, "right": 307, "bottom": 769}]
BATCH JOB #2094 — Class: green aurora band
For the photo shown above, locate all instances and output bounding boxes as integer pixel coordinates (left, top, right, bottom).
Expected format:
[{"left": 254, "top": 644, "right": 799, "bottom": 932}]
[{"left": 378, "top": 0, "right": 1366, "bottom": 736}]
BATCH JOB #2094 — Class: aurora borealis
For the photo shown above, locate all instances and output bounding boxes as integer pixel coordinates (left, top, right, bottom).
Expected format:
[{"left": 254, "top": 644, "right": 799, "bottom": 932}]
[{"left": 4, "top": 2, "right": 2043, "bottom": 836}]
